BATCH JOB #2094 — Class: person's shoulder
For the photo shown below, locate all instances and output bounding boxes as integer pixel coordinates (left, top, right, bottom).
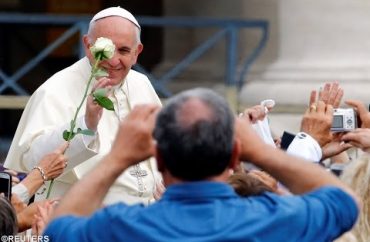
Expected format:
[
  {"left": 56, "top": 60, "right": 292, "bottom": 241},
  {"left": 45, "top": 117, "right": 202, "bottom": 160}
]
[
  {"left": 102, "top": 203, "right": 145, "bottom": 220},
  {"left": 126, "top": 69, "right": 151, "bottom": 84},
  {"left": 35, "top": 58, "right": 90, "bottom": 95}
]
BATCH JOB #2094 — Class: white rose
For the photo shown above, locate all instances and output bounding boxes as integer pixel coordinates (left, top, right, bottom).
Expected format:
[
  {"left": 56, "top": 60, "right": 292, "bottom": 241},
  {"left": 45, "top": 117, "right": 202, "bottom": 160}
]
[{"left": 90, "top": 37, "right": 116, "bottom": 60}]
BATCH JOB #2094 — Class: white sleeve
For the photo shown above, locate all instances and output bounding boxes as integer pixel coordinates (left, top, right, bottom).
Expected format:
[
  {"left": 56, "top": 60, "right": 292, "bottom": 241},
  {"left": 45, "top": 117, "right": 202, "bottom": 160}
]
[
  {"left": 287, "top": 132, "right": 322, "bottom": 162},
  {"left": 12, "top": 183, "right": 30, "bottom": 203},
  {"left": 251, "top": 116, "right": 276, "bottom": 147},
  {"left": 80, "top": 117, "right": 99, "bottom": 151},
  {"left": 23, "top": 116, "right": 99, "bottom": 173}
]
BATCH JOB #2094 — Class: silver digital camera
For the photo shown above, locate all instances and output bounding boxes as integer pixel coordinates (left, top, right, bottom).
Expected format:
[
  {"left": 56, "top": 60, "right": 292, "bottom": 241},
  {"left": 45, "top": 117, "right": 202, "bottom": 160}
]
[{"left": 331, "top": 108, "right": 357, "bottom": 132}]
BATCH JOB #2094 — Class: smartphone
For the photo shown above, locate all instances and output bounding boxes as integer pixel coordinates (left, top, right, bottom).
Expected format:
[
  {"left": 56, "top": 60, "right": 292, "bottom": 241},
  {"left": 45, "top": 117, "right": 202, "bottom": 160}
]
[
  {"left": 0, "top": 171, "right": 12, "bottom": 200},
  {"left": 280, "top": 131, "right": 296, "bottom": 150}
]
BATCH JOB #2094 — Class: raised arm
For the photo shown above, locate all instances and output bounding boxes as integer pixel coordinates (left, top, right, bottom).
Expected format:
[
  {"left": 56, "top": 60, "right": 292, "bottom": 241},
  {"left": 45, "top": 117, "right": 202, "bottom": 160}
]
[
  {"left": 235, "top": 102, "right": 361, "bottom": 208},
  {"left": 51, "top": 104, "right": 160, "bottom": 219},
  {"left": 342, "top": 99, "right": 370, "bottom": 151},
  {"left": 19, "top": 143, "right": 68, "bottom": 199}
]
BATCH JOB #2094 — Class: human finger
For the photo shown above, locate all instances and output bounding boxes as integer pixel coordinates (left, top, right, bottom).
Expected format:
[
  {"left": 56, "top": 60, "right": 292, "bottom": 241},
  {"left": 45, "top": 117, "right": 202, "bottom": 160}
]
[
  {"left": 345, "top": 99, "right": 368, "bottom": 117},
  {"left": 327, "top": 82, "right": 339, "bottom": 105},
  {"left": 146, "top": 107, "right": 161, "bottom": 131},
  {"left": 332, "top": 132, "right": 345, "bottom": 141},
  {"left": 316, "top": 101, "right": 325, "bottom": 113},
  {"left": 309, "top": 90, "right": 317, "bottom": 106},
  {"left": 246, "top": 106, "right": 265, "bottom": 123},
  {"left": 344, "top": 141, "right": 363, "bottom": 150},
  {"left": 11, "top": 177, "right": 20, "bottom": 185},
  {"left": 341, "top": 129, "right": 363, "bottom": 143},
  {"left": 247, "top": 110, "right": 259, "bottom": 123},
  {"left": 90, "top": 78, "right": 111, "bottom": 95},
  {"left": 319, "top": 83, "right": 330, "bottom": 103},
  {"left": 144, "top": 105, "right": 161, "bottom": 121},
  {"left": 54, "top": 142, "right": 69, "bottom": 155},
  {"left": 31, "top": 216, "right": 38, "bottom": 236},
  {"left": 332, "top": 88, "right": 343, "bottom": 108},
  {"left": 340, "top": 142, "right": 353, "bottom": 151},
  {"left": 325, "top": 104, "right": 333, "bottom": 116},
  {"left": 94, "top": 77, "right": 111, "bottom": 89},
  {"left": 4, "top": 169, "right": 17, "bottom": 176},
  {"left": 309, "top": 104, "right": 317, "bottom": 113}
]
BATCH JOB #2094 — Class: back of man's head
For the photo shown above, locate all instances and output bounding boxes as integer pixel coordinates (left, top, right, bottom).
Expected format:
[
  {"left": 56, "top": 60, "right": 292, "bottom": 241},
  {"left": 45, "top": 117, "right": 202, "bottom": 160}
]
[
  {"left": 153, "top": 88, "right": 235, "bottom": 181},
  {"left": 0, "top": 197, "right": 17, "bottom": 235}
]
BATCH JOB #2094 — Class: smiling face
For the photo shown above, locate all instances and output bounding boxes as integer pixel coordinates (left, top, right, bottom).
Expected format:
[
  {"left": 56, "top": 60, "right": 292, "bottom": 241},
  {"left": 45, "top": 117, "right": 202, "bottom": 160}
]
[{"left": 83, "top": 16, "right": 143, "bottom": 86}]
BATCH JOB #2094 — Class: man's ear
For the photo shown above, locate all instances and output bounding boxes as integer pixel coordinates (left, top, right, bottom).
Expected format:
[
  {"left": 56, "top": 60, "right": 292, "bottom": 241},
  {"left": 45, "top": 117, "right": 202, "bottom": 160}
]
[
  {"left": 137, "top": 43, "right": 143, "bottom": 55},
  {"left": 155, "top": 147, "right": 165, "bottom": 173},
  {"left": 132, "top": 43, "right": 143, "bottom": 65},
  {"left": 83, "top": 35, "right": 93, "bottom": 61},
  {"left": 229, "top": 139, "right": 241, "bottom": 170}
]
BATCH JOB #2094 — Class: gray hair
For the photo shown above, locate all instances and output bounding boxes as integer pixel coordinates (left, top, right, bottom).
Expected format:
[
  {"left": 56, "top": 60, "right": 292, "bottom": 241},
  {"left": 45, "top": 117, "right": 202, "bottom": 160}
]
[
  {"left": 153, "top": 88, "right": 235, "bottom": 181},
  {"left": 0, "top": 196, "right": 17, "bottom": 235}
]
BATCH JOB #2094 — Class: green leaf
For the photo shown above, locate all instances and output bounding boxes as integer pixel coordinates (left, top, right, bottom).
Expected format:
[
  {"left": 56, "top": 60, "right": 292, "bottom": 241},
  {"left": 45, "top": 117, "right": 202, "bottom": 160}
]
[
  {"left": 63, "top": 130, "right": 76, "bottom": 141},
  {"left": 94, "top": 68, "right": 109, "bottom": 78},
  {"left": 93, "top": 88, "right": 107, "bottom": 98},
  {"left": 76, "top": 128, "right": 95, "bottom": 136},
  {"left": 93, "top": 89, "right": 115, "bottom": 111},
  {"left": 96, "top": 96, "right": 115, "bottom": 111}
]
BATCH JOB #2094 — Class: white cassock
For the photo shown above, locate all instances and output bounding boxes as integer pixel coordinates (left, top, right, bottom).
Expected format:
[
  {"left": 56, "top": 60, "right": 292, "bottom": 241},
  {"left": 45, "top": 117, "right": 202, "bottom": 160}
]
[{"left": 4, "top": 57, "right": 162, "bottom": 205}]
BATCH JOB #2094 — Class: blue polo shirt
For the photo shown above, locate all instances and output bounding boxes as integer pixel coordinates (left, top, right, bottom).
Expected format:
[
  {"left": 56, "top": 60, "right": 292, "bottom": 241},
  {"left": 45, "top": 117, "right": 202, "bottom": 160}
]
[{"left": 45, "top": 182, "right": 358, "bottom": 242}]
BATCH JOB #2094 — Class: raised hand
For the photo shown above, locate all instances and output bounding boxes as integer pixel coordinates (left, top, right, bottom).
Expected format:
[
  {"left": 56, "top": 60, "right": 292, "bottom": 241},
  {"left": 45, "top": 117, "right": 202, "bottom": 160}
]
[
  {"left": 235, "top": 114, "right": 267, "bottom": 161},
  {"left": 316, "top": 82, "right": 343, "bottom": 108},
  {"left": 321, "top": 133, "right": 352, "bottom": 160},
  {"left": 4, "top": 168, "right": 21, "bottom": 186},
  {"left": 110, "top": 104, "right": 160, "bottom": 168},
  {"left": 300, "top": 101, "right": 333, "bottom": 147},
  {"left": 32, "top": 200, "right": 56, "bottom": 236},
  {"left": 85, "top": 77, "right": 112, "bottom": 131},
  {"left": 240, "top": 105, "right": 267, "bottom": 124},
  {"left": 345, "top": 99, "right": 370, "bottom": 128},
  {"left": 38, "top": 142, "right": 69, "bottom": 180},
  {"left": 342, "top": 128, "right": 370, "bottom": 152}
]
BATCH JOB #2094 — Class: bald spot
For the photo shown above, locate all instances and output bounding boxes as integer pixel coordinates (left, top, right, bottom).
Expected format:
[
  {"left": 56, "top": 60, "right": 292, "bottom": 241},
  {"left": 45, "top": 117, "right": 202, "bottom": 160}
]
[{"left": 177, "top": 98, "right": 214, "bottom": 127}]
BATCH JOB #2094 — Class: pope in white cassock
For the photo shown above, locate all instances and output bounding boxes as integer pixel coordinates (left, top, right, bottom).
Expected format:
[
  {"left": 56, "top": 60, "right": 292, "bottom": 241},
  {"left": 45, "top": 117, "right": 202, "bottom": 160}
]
[{"left": 4, "top": 7, "right": 162, "bottom": 205}]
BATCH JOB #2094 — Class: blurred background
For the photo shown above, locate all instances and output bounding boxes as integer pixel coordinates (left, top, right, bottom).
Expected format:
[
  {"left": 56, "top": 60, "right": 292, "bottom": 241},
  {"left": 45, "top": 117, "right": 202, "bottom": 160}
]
[{"left": 1, "top": 0, "right": 370, "bottom": 160}]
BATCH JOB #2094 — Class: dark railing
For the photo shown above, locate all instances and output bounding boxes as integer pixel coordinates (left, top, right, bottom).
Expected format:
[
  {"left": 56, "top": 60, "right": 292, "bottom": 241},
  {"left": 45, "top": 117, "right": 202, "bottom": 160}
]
[{"left": 0, "top": 13, "right": 268, "bottom": 99}]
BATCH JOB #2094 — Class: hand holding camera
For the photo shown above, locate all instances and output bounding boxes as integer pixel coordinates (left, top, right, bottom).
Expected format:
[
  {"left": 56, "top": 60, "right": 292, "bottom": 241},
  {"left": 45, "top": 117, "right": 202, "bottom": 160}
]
[
  {"left": 309, "top": 82, "right": 358, "bottom": 132},
  {"left": 345, "top": 99, "right": 370, "bottom": 129},
  {"left": 339, "top": 99, "right": 370, "bottom": 152},
  {"left": 331, "top": 108, "right": 357, "bottom": 132}
]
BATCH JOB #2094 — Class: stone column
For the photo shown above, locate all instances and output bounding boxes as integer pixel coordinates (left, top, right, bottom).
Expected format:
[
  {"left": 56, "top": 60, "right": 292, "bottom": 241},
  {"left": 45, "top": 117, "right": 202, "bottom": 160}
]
[
  {"left": 161, "top": 0, "right": 370, "bottom": 135},
  {"left": 159, "top": 0, "right": 277, "bottom": 95},
  {"left": 240, "top": 0, "right": 370, "bottom": 135}
]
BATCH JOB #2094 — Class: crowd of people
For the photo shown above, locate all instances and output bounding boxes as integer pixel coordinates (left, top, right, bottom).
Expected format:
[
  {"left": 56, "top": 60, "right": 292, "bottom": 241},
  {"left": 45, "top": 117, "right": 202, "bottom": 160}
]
[{"left": 0, "top": 6, "right": 370, "bottom": 242}]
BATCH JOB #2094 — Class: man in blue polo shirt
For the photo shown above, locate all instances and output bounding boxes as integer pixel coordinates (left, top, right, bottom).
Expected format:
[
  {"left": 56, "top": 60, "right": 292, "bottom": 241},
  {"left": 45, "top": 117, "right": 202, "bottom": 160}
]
[{"left": 44, "top": 88, "right": 360, "bottom": 242}]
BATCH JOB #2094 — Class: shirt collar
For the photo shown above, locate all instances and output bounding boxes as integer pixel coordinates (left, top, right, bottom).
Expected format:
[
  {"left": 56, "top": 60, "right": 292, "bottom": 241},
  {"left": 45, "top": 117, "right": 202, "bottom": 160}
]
[{"left": 162, "top": 181, "right": 238, "bottom": 200}]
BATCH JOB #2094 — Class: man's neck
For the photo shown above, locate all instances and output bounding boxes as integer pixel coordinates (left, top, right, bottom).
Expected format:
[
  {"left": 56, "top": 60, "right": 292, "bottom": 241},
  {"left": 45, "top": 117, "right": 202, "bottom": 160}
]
[{"left": 162, "top": 169, "right": 230, "bottom": 187}]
